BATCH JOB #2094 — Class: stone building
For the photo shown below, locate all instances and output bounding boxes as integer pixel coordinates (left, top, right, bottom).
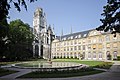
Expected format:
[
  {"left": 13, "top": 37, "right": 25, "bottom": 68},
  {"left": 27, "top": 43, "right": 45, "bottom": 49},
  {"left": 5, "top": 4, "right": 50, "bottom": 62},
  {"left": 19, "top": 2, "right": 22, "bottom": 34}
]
[
  {"left": 51, "top": 29, "right": 120, "bottom": 60},
  {"left": 32, "top": 8, "right": 54, "bottom": 59}
]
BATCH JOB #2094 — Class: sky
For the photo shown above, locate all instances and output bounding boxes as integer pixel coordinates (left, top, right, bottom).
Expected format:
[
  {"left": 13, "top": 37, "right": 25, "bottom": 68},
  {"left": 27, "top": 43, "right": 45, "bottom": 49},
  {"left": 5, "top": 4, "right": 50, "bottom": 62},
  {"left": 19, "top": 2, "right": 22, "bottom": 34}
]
[{"left": 8, "top": 0, "right": 107, "bottom": 36}]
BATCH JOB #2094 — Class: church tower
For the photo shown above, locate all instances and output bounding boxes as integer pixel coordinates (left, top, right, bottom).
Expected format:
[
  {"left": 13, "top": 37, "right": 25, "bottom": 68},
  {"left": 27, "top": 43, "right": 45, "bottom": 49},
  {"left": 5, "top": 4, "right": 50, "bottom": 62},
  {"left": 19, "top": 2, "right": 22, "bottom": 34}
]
[{"left": 33, "top": 7, "right": 54, "bottom": 59}]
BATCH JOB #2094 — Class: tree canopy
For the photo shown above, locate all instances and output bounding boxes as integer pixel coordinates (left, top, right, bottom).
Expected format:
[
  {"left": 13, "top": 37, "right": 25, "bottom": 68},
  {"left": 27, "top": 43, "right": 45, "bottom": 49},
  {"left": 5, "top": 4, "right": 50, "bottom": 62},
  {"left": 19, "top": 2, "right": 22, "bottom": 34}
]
[
  {"left": 96, "top": 0, "right": 120, "bottom": 35},
  {"left": 0, "top": 0, "right": 37, "bottom": 61},
  {"left": 0, "top": 0, "right": 37, "bottom": 22},
  {"left": 1, "top": 19, "right": 34, "bottom": 61}
]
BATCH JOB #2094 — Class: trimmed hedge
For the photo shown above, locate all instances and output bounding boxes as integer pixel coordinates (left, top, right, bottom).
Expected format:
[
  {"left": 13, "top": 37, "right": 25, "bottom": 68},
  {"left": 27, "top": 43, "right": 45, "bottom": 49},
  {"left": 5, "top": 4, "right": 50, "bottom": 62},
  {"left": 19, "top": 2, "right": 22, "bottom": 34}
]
[{"left": 94, "top": 62, "right": 113, "bottom": 69}]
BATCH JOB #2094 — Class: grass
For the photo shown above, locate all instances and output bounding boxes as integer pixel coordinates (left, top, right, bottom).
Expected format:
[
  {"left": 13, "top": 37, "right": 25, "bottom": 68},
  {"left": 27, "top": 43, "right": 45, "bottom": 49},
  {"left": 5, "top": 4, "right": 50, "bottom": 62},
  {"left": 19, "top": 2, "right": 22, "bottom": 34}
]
[
  {"left": 18, "top": 59, "right": 107, "bottom": 78},
  {"left": 52, "top": 59, "right": 105, "bottom": 67},
  {"left": 0, "top": 61, "right": 19, "bottom": 77},
  {"left": 52, "top": 59, "right": 113, "bottom": 69},
  {"left": 0, "top": 61, "right": 19, "bottom": 66},
  {"left": 18, "top": 68, "right": 104, "bottom": 78},
  {"left": 0, "top": 68, "right": 18, "bottom": 77},
  {"left": 0, "top": 59, "right": 113, "bottom": 78}
]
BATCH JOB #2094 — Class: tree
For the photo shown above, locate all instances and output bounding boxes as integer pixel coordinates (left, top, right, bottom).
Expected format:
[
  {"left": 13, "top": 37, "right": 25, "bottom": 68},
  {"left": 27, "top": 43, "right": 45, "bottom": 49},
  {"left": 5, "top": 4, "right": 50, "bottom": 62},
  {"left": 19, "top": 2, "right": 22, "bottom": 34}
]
[
  {"left": 4, "top": 19, "right": 34, "bottom": 61},
  {"left": 96, "top": 0, "right": 120, "bottom": 35},
  {"left": 0, "top": 0, "right": 37, "bottom": 22},
  {"left": 0, "top": 0, "right": 37, "bottom": 61}
]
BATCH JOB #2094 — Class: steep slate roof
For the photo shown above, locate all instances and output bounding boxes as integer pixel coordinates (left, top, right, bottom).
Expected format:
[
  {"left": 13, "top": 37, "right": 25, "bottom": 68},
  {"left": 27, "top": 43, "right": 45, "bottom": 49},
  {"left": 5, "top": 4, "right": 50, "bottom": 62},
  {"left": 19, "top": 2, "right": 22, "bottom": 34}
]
[{"left": 56, "top": 29, "right": 95, "bottom": 41}]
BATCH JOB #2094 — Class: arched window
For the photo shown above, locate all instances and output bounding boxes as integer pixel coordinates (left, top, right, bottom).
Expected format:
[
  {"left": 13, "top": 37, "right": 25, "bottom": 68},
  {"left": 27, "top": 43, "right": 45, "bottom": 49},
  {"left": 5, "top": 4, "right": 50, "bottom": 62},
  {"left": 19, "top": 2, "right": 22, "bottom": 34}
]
[
  {"left": 88, "top": 52, "right": 91, "bottom": 59},
  {"left": 99, "top": 53, "right": 102, "bottom": 60},
  {"left": 113, "top": 51, "right": 117, "bottom": 60},
  {"left": 93, "top": 52, "right": 96, "bottom": 60},
  {"left": 106, "top": 51, "right": 111, "bottom": 60}
]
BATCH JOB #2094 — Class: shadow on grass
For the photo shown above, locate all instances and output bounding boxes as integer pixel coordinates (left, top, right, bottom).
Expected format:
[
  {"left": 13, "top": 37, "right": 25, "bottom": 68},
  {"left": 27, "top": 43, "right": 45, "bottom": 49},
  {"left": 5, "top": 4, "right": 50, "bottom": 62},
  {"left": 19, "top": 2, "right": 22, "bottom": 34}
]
[
  {"left": 17, "top": 68, "right": 105, "bottom": 78},
  {"left": 0, "top": 68, "right": 18, "bottom": 77}
]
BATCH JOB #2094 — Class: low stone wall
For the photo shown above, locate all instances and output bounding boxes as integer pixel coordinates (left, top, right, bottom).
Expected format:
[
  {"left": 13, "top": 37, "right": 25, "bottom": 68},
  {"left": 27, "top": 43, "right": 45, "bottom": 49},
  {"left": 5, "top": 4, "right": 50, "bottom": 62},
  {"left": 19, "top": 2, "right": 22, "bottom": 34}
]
[{"left": 36, "top": 65, "right": 88, "bottom": 71}]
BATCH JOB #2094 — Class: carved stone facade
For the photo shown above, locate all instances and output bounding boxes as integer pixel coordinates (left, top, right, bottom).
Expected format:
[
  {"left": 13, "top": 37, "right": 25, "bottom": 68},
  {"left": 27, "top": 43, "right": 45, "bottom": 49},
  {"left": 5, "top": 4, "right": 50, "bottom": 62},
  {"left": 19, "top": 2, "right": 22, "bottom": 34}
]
[{"left": 32, "top": 8, "right": 54, "bottom": 59}]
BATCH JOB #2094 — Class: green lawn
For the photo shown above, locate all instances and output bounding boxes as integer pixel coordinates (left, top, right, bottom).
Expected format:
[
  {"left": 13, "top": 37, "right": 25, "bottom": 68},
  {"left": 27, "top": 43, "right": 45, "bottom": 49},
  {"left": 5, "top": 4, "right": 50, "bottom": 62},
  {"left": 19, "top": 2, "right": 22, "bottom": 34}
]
[
  {"left": 18, "top": 68, "right": 104, "bottom": 78},
  {"left": 0, "top": 62, "right": 19, "bottom": 66},
  {"left": 0, "top": 59, "right": 113, "bottom": 78},
  {"left": 52, "top": 59, "right": 113, "bottom": 69},
  {"left": 52, "top": 59, "right": 105, "bottom": 67},
  {"left": 0, "top": 68, "right": 18, "bottom": 77}
]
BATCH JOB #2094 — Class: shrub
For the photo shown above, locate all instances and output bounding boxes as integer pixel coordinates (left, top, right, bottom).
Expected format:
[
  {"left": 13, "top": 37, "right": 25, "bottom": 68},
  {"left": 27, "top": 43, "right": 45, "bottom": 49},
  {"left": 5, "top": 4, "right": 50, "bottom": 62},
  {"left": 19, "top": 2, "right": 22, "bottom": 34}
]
[
  {"left": 94, "top": 62, "right": 113, "bottom": 69},
  {"left": 57, "top": 56, "right": 59, "bottom": 59},
  {"left": 67, "top": 56, "right": 69, "bottom": 59},
  {"left": 71, "top": 56, "right": 73, "bottom": 59},
  {"left": 53, "top": 56, "right": 56, "bottom": 59},
  {"left": 60, "top": 56, "right": 62, "bottom": 59},
  {"left": 117, "top": 56, "right": 120, "bottom": 61},
  {"left": 75, "top": 56, "right": 78, "bottom": 59}
]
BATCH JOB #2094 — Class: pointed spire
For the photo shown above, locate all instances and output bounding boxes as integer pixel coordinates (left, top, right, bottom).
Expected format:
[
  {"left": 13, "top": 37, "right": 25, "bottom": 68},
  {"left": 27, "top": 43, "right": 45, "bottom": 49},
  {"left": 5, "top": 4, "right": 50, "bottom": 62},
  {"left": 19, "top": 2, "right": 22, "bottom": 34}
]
[
  {"left": 52, "top": 24, "right": 55, "bottom": 34},
  {"left": 61, "top": 28, "right": 63, "bottom": 36},
  {"left": 71, "top": 26, "right": 73, "bottom": 34}
]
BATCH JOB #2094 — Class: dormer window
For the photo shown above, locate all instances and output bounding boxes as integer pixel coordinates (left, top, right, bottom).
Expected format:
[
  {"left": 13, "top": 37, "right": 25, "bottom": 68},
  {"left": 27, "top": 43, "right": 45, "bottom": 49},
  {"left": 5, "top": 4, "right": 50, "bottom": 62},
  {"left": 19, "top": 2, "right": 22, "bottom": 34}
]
[
  {"left": 75, "top": 36, "right": 78, "bottom": 38},
  {"left": 83, "top": 34, "right": 87, "bottom": 37},
  {"left": 68, "top": 37, "right": 70, "bottom": 40},
  {"left": 71, "top": 36, "right": 73, "bottom": 39},
  {"left": 64, "top": 37, "right": 66, "bottom": 40},
  {"left": 78, "top": 34, "right": 81, "bottom": 38}
]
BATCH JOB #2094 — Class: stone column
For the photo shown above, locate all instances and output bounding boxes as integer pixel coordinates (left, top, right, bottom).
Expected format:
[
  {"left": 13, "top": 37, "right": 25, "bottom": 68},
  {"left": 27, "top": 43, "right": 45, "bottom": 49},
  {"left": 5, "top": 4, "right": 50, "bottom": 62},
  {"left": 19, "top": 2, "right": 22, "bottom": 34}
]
[
  {"left": 33, "top": 44, "right": 35, "bottom": 57},
  {"left": 39, "top": 41, "right": 41, "bottom": 57}
]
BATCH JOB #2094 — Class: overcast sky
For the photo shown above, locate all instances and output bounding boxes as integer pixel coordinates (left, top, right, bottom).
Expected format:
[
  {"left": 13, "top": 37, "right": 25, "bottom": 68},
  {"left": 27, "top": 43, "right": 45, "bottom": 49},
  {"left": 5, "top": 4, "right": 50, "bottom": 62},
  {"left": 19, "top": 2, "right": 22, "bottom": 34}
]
[{"left": 8, "top": 0, "right": 107, "bottom": 35}]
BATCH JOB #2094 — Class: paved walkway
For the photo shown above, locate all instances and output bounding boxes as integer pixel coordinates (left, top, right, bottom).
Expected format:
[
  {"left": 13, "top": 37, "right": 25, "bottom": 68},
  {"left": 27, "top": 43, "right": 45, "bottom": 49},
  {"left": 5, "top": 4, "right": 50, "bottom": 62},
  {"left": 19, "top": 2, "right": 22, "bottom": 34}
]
[
  {"left": 0, "top": 68, "right": 34, "bottom": 80},
  {"left": 0, "top": 61, "right": 120, "bottom": 80}
]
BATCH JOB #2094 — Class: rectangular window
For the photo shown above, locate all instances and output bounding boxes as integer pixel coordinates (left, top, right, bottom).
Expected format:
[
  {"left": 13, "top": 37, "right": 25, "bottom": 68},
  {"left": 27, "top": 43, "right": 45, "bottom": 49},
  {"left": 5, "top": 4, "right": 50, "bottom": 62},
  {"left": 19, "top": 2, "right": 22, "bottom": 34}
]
[
  {"left": 113, "top": 35, "right": 117, "bottom": 40},
  {"left": 113, "top": 43, "right": 117, "bottom": 48},
  {"left": 64, "top": 42, "right": 66, "bottom": 46},
  {"left": 88, "top": 45, "right": 91, "bottom": 50},
  {"left": 71, "top": 41, "right": 73, "bottom": 45},
  {"left": 99, "top": 37, "right": 103, "bottom": 42},
  {"left": 83, "top": 45, "right": 85, "bottom": 50},
  {"left": 88, "top": 52, "right": 91, "bottom": 59},
  {"left": 106, "top": 35, "right": 110, "bottom": 41},
  {"left": 74, "top": 40, "right": 77, "bottom": 44},
  {"left": 78, "top": 46, "right": 81, "bottom": 50},
  {"left": 93, "top": 53, "right": 96, "bottom": 58},
  {"left": 88, "top": 39, "right": 91, "bottom": 43},
  {"left": 99, "top": 53, "right": 102, "bottom": 59},
  {"left": 92, "top": 44, "right": 96, "bottom": 49},
  {"left": 106, "top": 43, "right": 110, "bottom": 48},
  {"left": 98, "top": 44, "right": 102, "bottom": 49},
  {"left": 78, "top": 40, "right": 81, "bottom": 44},
  {"left": 67, "top": 42, "right": 69, "bottom": 45},
  {"left": 64, "top": 48, "right": 66, "bottom": 51},
  {"left": 67, "top": 47, "right": 69, "bottom": 51},
  {"left": 71, "top": 47, "right": 73, "bottom": 51},
  {"left": 74, "top": 46, "right": 77, "bottom": 50}
]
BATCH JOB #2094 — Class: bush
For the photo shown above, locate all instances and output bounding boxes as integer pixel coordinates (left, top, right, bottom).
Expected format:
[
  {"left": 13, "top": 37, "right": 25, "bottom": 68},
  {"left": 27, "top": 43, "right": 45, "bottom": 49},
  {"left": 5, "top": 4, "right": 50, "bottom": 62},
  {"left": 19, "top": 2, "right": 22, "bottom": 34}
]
[
  {"left": 71, "top": 56, "right": 73, "bottom": 59},
  {"left": 94, "top": 62, "right": 113, "bottom": 69},
  {"left": 57, "top": 56, "right": 59, "bottom": 59},
  {"left": 117, "top": 56, "right": 120, "bottom": 61},
  {"left": 75, "top": 56, "right": 78, "bottom": 59},
  {"left": 60, "top": 56, "right": 62, "bottom": 59},
  {"left": 67, "top": 56, "right": 69, "bottom": 59},
  {"left": 53, "top": 56, "right": 56, "bottom": 59}
]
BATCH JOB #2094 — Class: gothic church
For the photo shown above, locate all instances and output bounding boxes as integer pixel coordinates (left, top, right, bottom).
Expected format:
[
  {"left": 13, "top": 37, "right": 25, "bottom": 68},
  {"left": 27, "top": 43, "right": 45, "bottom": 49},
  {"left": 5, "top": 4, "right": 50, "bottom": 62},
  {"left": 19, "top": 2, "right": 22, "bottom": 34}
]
[{"left": 32, "top": 8, "right": 54, "bottom": 59}]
